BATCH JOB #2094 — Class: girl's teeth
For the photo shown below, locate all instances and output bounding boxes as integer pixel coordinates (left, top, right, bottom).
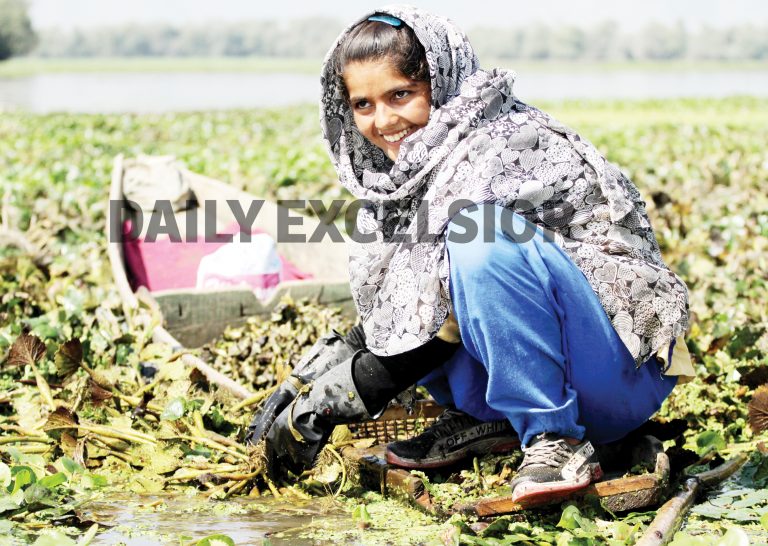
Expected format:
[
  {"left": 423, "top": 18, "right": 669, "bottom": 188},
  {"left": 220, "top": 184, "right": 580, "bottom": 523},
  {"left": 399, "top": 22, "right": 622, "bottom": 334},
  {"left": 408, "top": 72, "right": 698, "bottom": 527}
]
[{"left": 382, "top": 128, "right": 409, "bottom": 143}]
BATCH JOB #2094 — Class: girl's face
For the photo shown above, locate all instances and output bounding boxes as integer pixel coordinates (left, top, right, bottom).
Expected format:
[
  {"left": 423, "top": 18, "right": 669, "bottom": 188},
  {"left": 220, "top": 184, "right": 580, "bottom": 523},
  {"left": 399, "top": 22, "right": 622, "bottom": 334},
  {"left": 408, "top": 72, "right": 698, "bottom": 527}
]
[{"left": 344, "top": 58, "right": 431, "bottom": 162}]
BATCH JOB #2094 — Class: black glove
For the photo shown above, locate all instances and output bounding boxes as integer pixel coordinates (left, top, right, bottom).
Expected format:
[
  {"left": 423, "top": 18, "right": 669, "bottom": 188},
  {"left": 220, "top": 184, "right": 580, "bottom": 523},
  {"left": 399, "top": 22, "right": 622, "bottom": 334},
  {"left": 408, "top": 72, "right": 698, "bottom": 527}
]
[
  {"left": 264, "top": 356, "right": 370, "bottom": 478},
  {"left": 244, "top": 326, "right": 364, "bottom": 446},
  {"left": 261, "top": 334, "right": 461, "bottom": 478}
]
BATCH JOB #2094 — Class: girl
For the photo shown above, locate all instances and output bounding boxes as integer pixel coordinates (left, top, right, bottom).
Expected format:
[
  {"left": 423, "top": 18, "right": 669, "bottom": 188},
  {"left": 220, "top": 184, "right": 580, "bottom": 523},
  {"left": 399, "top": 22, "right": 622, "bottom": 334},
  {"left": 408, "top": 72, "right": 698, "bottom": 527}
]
[{"left": 248, "top": 6, "right": 693, "bottom": 505}]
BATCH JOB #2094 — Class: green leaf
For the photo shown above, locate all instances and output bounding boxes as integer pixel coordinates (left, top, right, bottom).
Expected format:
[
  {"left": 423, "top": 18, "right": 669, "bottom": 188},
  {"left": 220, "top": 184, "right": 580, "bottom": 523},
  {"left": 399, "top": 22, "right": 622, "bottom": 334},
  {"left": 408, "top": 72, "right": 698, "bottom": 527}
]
[
  {"left": 9, "top": 466, "right": 36, "bottom": 494},
  {"left": 730, "top": 489, "right": 768, "bottom": 509},
  {"left": 81, "top": 473, "right": 107, "bottom": 489},
  {"left": 195, "top": 535, "right": 235, "bottom": 546},
  {"left": 760, "top": 511, "right": 768, "bottom": 531},
  {"left": 352, "top": 504, "right": 371, "bottom": 523},
  {"left": 723, "top": 508, "right": 758, "bottom": 522},
  {"left": 37, "top": 472, "right": 67, "bottom": 490},
  {"left": 61, "top": 457, "right": 84, "bottom": 475},
  {"left": 669, "top": 531, "right": 711, "bottom": 546},
  {"left": 0, "top": 490, "right": 24, "bottom": 514},
  {"left": 738, "top": 452, "right": 768, "bottom": 488},
  {"left": 691, "top": 503, "right": 728, "bottom": 519},
  {"left": 23, "top": 482, "right": 56, "bottom": 506},
  {"left": 695, "top": 430, "right": 726, "bottom": 456},
  {"left": 558, "top": 505, "right": 583, "bottom": 531},
  {"left": 161, "top": 397, "right": 187, "bottom": 421}
]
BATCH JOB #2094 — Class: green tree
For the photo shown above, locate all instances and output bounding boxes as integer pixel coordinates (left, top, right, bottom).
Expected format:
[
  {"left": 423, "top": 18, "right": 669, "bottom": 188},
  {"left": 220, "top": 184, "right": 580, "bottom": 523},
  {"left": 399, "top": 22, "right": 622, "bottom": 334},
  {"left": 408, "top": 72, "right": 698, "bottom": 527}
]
[{"left": 0, "top": 0, "right": 37, "bottom": 61}]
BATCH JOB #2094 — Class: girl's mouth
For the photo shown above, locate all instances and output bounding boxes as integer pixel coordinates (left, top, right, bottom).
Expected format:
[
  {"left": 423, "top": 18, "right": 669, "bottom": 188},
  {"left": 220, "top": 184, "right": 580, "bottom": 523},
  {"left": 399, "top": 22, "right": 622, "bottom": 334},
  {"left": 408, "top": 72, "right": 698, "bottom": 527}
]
[{"left": 381, "top": 127, "right": 412, "bottom": 143}]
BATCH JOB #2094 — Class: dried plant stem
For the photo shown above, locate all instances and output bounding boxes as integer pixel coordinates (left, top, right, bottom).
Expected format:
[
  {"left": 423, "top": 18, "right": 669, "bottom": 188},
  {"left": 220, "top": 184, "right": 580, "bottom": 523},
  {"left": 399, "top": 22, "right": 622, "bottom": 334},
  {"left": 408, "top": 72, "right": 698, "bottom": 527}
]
[
  {"left": 223, "top": 479, "right": 249, "bottom": 499},
  {"left": 325, "top": 445, "right": 347, "bottom": 498},
  {"left": 30, "top": 361, "right": 56, "bottom": 410},
  {"left": 177, "top": 434, "right": 248, "bottom": 462},
  {"left": 216, "top": 471, "right": 259, "bottom": 481},
  {"left": 263, "top": 473, "right": 281, "bottom": 497},
  {"left": 231, "top": 386, "right": 278, "bottom": 413},
  {"left": 0, "top": 435, "right": 52, "bottom": 445},
  {"left": 47, "top": 423, "right": 157, "bottom": 445},
  {"left": 13, "top": 445, "right": 53, "bottom": 454},
  {"left": 112, "top": 389, "right": 163, "bottom": 413}
]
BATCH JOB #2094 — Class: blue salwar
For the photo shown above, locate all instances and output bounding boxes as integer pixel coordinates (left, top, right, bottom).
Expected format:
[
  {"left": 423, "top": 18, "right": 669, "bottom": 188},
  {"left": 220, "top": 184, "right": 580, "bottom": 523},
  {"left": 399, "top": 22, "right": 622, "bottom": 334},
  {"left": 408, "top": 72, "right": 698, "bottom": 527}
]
[{"left": 420, "top": 204, "right": 677, "bottom": 447}]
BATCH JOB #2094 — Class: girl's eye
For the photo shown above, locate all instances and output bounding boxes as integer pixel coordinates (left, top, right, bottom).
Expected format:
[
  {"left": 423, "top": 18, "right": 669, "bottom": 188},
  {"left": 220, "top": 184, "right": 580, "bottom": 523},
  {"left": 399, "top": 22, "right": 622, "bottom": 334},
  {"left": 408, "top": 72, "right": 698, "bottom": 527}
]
[
  {"left": 394, "top": 90, "right": 410, "bottom": 99},
  {"left": 354, "top": 100, "right": 370, "bottom": 110}
]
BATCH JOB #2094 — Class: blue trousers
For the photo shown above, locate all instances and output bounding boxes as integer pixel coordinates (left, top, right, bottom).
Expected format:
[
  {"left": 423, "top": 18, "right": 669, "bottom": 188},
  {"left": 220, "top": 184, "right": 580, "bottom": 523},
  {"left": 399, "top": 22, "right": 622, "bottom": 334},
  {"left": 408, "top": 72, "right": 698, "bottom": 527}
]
[{"left": 420, "top": 205, "right": 677, "bottom": 447}]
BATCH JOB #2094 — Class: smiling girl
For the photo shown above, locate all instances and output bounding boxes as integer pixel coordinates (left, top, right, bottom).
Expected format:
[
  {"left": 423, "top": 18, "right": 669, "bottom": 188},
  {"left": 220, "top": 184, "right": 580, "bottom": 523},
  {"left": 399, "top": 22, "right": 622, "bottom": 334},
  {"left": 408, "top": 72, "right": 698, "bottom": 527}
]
[{"left": 249, "top": 7, "right": 693, "bottom": 505}]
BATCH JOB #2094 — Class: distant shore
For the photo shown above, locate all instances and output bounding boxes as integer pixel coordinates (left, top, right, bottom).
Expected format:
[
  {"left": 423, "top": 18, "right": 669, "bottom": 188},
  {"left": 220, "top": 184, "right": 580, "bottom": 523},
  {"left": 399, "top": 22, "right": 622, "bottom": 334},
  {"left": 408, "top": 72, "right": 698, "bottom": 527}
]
[{"left": 1, "top": 56, "right": 766, "bottom": 77}]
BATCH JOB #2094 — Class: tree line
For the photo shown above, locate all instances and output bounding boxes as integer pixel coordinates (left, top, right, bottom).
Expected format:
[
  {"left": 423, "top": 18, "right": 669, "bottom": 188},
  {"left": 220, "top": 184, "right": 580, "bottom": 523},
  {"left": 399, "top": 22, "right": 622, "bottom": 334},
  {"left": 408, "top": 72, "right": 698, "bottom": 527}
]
[
  {"left": 32, "top": 20, "right": 768, "bottom": 61},
  {"left": 2, "top": 0, "right": 767, "bottom": 63}
]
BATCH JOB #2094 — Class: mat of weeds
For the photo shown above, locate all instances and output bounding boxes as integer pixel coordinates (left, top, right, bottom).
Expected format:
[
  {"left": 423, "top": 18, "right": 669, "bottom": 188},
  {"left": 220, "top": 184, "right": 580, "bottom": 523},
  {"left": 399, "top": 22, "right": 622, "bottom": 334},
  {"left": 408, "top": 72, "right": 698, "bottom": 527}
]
[{"left": 1, "top": 99, "right": 767, "bottom": 545}]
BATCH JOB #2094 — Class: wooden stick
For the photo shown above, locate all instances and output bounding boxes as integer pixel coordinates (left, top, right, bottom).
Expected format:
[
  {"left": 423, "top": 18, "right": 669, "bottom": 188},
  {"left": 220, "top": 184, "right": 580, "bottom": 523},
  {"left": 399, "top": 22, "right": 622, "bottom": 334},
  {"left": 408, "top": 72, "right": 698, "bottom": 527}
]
[
  {"left": 635, "top": 452, "right": 749, "bottom": 546},
  {"left": 180, "top": 353, "right": 253, "bottom": 400}
]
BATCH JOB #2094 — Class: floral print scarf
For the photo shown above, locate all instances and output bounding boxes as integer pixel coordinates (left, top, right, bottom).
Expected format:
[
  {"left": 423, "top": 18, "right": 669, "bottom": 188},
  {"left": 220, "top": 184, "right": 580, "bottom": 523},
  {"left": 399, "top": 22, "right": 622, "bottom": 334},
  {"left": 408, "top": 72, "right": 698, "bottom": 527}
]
[{"left": 319, "top": 5, "right": 689, "bottom": 366}]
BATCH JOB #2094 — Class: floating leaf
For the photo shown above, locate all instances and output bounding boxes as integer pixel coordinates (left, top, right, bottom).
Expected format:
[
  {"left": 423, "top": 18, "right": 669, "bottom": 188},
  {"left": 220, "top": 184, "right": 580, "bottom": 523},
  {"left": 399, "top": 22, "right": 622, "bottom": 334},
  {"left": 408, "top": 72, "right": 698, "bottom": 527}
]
[
  {"left": 61, "top": 456, "right": 84, "bottom": 475},
  {"left": 195, "top": 535, "right": 235, "bottom": 546},
  {"left": 6, "top": 332, "right": 46, "bottom": 368},
  {"left": 37, "top": 472, "right": 67, "bottom": 490},
  {"left": 352, "top": 504, "right": 371, "bottom": 524},
  {"left": 690, "top": 503, "right": 728, "bottom": 519},
  {"left": 24, "top": 482, "right": 57, "bottom": 506},
  {"left": 9, "top": 466, "right": 36, "bottom": 494},
  {"left": 54, "top": 338, "right": 83, "bottom": 378},
  {"left": 738, "top": 452, "right": 768, "bottom": 488},
  {"left": 695, "top": 430, "right": 726, "bottom": 456},
  {"left": 32, "top": 531, "right": 77, "bottom": 546},
  {"left": 0, "top": 490, "right": 24, "bottom": 514}
]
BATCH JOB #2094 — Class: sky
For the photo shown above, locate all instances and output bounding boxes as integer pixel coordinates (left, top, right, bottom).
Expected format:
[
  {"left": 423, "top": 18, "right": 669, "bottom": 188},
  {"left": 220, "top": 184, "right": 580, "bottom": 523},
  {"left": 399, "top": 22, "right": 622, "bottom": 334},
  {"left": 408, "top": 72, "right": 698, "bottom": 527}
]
[{"left": 28, "top": 0, "right": 768, "bottom": 31}]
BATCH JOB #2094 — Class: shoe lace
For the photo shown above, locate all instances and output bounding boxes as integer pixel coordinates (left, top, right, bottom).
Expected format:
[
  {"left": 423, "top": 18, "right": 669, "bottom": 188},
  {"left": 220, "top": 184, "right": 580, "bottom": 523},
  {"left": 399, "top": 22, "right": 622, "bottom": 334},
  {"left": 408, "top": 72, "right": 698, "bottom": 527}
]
[
  {"left": 518, "top": 437, "right": 572, "bottom": 470},
  {"left": 422, "top": 409, "right": 478, "bottom": 439}
]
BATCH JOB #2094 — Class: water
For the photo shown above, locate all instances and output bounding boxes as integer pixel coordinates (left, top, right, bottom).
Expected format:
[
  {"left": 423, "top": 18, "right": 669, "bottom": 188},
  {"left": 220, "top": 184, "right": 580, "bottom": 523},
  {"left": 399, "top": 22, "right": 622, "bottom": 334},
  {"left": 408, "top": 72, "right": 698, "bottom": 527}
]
[
  {"left": 81, "top": 493, "right": 347, "bottom": 545},
  {"left": 1, "top": 69, "right": 767, "bottom": 113},
  {"left": 0, "top": 72, "right": 321, "bottom": 114}
]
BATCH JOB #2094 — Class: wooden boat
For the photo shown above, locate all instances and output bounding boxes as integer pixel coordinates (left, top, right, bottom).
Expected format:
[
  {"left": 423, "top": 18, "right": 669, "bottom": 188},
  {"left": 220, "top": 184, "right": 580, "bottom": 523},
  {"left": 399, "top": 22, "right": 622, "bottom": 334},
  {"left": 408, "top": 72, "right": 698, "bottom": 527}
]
[
  {"left": 107, "top": 154, "right": 670, "bottom": 515},
  {"left": 107, "top": 154, "right": 355, "bottom": 351}
]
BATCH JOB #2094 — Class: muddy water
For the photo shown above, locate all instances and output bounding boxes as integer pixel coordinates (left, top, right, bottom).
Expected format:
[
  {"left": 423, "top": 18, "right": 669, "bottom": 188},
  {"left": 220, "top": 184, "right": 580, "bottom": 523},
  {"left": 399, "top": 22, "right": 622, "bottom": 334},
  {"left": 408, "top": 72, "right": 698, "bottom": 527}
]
[{"left": 82, "top": 493, "right": 348, "bottom": 545}]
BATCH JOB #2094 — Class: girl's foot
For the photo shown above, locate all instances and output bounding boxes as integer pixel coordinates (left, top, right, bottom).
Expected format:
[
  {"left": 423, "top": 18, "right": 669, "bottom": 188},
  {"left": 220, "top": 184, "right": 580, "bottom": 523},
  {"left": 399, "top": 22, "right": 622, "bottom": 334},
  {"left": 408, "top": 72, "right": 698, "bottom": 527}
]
[
  {"left": 385, "top": 409, "right": 520, "bottom": 469},
  {"left": 510, "top": 433, "right": 603, "bottom": 504}
]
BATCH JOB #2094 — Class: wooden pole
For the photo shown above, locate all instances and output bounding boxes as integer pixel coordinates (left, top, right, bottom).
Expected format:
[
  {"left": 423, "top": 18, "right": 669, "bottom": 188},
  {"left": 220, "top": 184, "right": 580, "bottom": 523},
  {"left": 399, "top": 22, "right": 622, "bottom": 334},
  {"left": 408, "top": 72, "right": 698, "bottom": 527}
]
[{"left": 635, "top": 452, "right": 749, "bottom": 546}]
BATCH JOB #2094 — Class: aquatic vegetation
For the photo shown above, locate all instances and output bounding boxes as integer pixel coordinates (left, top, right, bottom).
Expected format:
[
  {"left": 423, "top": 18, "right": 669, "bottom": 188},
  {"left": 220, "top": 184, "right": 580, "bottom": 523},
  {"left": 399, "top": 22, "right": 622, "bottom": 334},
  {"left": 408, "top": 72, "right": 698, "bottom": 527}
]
[{"left": 1, "top": 98, "right": 767, "bottom": 544}]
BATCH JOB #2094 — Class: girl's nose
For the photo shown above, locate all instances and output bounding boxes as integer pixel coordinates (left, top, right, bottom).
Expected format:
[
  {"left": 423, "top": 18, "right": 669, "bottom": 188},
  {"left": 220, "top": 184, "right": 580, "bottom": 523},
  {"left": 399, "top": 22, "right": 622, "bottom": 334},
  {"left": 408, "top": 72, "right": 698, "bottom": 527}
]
[{"left": 375, "top": 104, "right": 398, "bottom": 131}]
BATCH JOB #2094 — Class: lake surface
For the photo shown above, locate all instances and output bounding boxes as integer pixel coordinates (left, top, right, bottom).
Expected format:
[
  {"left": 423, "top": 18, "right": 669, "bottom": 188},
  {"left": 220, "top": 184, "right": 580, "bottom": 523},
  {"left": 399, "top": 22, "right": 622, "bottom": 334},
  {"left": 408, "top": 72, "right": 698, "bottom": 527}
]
[
  {"left": 1, "top": 69, "right": 767, "bottom": 113},
  {"left": 82, "top": 493, "right": 347, "bottom": 545}
]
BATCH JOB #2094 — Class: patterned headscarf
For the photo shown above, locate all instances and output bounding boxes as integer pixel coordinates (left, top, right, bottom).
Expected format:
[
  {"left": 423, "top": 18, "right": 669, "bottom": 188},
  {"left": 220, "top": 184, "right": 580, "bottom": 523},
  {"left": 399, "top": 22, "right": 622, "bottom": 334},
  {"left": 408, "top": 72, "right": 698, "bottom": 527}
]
[{"left": 320, "top": 5, "right": 689, "bottom": 366}]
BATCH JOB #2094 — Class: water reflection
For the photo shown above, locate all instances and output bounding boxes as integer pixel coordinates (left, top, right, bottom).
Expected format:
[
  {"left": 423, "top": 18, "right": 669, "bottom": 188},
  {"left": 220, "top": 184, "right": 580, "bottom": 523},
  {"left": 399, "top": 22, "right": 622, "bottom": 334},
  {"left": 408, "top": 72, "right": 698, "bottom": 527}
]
[{"left": 83, "top": 493, "right": 345, "bottom": 545}]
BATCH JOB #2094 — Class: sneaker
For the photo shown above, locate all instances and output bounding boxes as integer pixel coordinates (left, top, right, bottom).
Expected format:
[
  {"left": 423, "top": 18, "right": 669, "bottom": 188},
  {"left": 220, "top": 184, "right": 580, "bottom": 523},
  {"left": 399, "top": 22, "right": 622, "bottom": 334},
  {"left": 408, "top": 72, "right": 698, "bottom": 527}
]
[
  {"left": 385, "top": 409, "right": 520, "bottom": 469},
  {"left": 509, "top": 433, "right": 603, "bottom": 504}
]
